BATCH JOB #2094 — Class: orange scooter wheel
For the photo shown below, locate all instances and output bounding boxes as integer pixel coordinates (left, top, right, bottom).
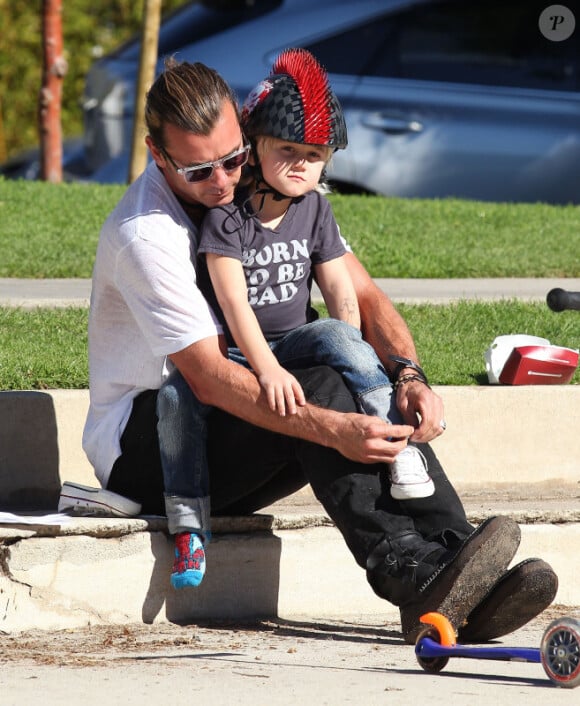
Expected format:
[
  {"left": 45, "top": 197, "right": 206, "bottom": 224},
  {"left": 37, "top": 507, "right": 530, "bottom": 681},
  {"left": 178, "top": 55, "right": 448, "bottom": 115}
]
[{"left": 415, "top": 612, "right": 456, "bottom": 673}]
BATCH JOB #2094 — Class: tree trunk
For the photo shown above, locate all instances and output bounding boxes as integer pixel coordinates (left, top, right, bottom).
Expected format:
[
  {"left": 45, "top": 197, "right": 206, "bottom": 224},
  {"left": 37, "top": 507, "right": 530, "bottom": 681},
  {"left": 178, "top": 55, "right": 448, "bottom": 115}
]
[
  {"left": 128, "top": 0, "right": 163, "bottom": 183},
  {"left": 39, "top": 0, "right": 67, "bottom": 183}
]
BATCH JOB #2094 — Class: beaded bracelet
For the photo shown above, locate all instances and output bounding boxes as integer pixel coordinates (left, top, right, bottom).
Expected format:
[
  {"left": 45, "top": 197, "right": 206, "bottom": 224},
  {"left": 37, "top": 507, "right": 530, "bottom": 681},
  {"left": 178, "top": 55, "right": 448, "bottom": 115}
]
[{"left": 393, "top": 373, "right": 430, "bottom": 391}]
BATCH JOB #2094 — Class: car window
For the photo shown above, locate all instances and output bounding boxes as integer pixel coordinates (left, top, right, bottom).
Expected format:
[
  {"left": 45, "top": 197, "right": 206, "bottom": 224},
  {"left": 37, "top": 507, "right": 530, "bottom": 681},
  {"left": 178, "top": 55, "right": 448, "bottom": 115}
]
[
  {"left": 110, "top": 0, "right": 283, "bottom": 61},
  {"left": 303, "top": 18, "right": 386, "bottom": 76},
  {"left": 307, "top": 0, "right": 579, "bottom": 91}
]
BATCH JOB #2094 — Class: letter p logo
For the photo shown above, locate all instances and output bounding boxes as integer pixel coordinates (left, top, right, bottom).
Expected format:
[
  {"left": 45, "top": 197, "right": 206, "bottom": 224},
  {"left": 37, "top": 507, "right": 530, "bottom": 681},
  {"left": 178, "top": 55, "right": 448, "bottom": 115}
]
[{"left": 539, "top": 5, "right": 576, "bottom": 41}]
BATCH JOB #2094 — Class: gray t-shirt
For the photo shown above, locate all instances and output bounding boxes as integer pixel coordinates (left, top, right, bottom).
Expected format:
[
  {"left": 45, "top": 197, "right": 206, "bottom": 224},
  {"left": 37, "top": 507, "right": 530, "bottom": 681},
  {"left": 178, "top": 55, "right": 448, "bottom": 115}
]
[{"left": 198, "top": 190, "right": 346, "bottom": 342}]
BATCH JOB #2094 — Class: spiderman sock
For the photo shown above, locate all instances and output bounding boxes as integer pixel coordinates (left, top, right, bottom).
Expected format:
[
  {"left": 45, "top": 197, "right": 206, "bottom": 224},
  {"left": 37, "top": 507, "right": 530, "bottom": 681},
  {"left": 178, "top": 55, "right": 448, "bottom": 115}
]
[{"left": 171, "top": 532, "right": 206, "bottom": 589}]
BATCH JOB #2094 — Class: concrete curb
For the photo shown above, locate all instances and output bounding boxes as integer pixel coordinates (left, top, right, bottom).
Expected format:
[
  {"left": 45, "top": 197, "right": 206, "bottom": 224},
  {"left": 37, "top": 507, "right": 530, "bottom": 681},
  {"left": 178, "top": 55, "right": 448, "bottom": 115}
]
[
  {"left": 1, "top": 388, "right": 579, "bottom": 508},
  {"left": 0, "top": 387, "right": 579, "bottom": 633},
  {"left": 2, "top": 515, "right": 579, "bottom": 634},
  {"left": 1, "top": 276, "right": 579, "bottom": 634}
]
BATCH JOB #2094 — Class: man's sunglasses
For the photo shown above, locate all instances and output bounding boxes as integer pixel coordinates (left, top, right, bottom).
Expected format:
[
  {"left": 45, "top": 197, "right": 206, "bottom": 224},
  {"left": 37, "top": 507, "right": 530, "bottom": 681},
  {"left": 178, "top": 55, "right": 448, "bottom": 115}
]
[{"left": 160, "top": 143, "right": 250, "bottom": 183}]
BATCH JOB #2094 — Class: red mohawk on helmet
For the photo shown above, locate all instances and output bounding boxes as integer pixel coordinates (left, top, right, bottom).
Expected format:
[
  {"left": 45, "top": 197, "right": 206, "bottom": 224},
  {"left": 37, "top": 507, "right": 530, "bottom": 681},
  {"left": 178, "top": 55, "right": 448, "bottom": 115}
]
[
  {"left": 271, "top": 48, "right": 332, "bottom": 145},
  {"left": 241, "top": 47, "right": 348, "bottom": 150}
]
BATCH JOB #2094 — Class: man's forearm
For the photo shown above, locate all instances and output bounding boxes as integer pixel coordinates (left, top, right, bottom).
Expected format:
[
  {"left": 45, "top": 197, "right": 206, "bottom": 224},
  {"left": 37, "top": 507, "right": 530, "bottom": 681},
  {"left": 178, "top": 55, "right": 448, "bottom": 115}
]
[
  {"left": 344, "top": 252, "right": 446, "bottom": 440},
  {"left": 344, "top": 253, "right": 419, "bottom": 373},
  {"left": 170, "top": 333, "right": 417, "bottom": 462},
  {"left": 170, "top": 336, "right": 343, "bottom": 447}
]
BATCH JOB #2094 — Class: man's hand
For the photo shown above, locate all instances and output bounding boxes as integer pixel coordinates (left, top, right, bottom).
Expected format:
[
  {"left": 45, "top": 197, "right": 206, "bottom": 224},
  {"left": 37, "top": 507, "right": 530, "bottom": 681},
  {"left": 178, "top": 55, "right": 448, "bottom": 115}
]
[
  {"left": 333, "top": 416, "right": 415, "bottom": 464},
  {"left": 396, "top": 379, "right": 446, "bottom": 443}
]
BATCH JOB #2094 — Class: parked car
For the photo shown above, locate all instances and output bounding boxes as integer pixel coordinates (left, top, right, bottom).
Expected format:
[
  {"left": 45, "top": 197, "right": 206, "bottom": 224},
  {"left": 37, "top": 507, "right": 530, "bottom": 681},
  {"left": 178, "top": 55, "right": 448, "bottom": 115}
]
[
  {"left": 5, "top": 0, "right": 580, "bottom": 204},
  {"left": 0, "top": 139, "right": 88, "bottom": 181}
]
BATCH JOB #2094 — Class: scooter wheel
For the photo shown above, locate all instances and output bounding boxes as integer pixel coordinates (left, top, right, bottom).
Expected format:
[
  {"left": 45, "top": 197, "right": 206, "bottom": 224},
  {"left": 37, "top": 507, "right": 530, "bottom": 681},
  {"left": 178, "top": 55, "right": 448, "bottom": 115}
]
[
  {"left": 415, "top": 626, "right": 450, "bottom": 673},
  {"left": 540, "top": 617, "right": 580, "bottom": 688}
]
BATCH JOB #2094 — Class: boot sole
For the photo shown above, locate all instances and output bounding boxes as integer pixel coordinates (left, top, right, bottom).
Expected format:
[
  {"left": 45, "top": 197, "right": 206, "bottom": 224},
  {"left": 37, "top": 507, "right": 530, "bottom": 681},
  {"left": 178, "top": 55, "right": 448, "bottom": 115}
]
[
  {"left": 458, "top": 558, "right": 558, "bottom": 642},
  {"left": 401, "top": 516, "right": 521, "bottom": 644}
]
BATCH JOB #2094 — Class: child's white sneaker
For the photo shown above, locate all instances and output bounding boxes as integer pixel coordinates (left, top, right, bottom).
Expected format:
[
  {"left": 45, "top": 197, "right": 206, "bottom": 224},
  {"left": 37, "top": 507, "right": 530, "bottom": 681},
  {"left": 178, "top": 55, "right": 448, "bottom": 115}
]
[{"left": 389, "top": 446, "right": 435, "bottom": 500}]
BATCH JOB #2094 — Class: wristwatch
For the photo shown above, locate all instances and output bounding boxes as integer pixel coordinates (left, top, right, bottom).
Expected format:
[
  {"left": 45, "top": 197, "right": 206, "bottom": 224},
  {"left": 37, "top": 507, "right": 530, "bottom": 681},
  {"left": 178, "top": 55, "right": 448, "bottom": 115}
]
[{"left": 388, "top": 356, "right": 429, "bottom": 384}]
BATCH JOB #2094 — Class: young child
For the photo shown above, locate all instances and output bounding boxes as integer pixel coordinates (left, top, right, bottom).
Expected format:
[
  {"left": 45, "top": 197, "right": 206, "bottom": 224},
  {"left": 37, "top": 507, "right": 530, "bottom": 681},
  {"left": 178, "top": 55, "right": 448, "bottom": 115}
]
[{"left": 198, "top": 48, "right": 434, "bottom": 506}]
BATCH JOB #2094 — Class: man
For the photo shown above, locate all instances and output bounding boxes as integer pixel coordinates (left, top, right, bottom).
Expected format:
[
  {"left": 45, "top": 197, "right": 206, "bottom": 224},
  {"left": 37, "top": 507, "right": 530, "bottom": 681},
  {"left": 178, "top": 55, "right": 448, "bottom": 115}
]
[{"left": 81, "top": 58, "right": 557, "bottom": 643}]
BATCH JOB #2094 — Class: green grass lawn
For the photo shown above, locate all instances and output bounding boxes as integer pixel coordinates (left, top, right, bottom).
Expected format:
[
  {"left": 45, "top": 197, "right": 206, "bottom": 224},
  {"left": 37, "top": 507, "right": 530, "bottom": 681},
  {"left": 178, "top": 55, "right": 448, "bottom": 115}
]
[
  {"left": 1, "top": 301, "right": 578, "bottom": 389},
  {"left": 1, "top": 179, "right": 579, "bottom": 278},
  {"left": 0, "top": 307, "right": 88, "bottom": 389},
  {"left": 0, "top": 178, "right": 578, "bottom": 389},
  {"left": 401, "top": 300, "right": 580, "bottom": 385}
]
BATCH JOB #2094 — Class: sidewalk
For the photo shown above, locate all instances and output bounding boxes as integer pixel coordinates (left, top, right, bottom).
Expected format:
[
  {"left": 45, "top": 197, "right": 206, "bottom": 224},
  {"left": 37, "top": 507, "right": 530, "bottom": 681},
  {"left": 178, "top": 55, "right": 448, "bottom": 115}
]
[
  {"left": 1, "top": 608, "right": 577, "bottom": 705},
  {"left": 2, "top": 276, "right": 580, "bottom": 307}
]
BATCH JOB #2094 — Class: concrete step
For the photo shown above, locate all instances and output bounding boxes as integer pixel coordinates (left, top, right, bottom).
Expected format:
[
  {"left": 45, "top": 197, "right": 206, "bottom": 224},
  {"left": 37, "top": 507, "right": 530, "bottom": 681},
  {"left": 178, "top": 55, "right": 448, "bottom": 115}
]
[
  {"left": 1, "top": 388, "right": 579, "bottom": 634},
  {"left": 2, "top": 501, "right": 579, "bottom": 634},
  {"left": 1, "top": 387, "right": 579, "bottom": 508}
]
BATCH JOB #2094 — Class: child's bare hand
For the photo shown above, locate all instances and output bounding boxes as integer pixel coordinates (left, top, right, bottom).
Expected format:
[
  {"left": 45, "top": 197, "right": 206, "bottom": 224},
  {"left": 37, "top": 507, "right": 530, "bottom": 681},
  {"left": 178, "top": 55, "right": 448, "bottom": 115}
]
[{"left": 258, "top": 367, "right": 306, "bottom": 416}]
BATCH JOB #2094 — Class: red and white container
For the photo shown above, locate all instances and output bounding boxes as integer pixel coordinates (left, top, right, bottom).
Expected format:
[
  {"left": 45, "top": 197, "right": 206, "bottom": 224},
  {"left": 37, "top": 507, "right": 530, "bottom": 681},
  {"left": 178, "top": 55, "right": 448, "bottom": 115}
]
[{"left": 485, "top": 335, "right": 578, "bottom": 385}]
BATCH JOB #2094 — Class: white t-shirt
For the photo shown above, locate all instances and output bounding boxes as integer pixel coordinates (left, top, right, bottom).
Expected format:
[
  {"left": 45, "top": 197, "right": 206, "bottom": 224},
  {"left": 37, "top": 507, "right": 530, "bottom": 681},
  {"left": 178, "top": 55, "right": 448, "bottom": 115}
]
[{"left": 82, "top": 162, "right": 222, "bottom": 486}]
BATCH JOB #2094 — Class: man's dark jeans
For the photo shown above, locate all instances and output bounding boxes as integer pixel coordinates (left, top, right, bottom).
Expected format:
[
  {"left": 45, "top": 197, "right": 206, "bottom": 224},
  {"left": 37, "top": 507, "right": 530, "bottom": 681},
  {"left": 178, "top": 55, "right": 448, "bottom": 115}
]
[{"left": 108, "top": 366, "right": 473, "bottom": 605}]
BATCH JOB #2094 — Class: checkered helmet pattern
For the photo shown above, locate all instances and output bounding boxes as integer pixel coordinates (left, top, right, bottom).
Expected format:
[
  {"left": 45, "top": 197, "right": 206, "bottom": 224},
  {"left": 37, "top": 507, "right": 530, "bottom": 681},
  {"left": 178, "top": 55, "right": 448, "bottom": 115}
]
[{"left": 241, "top": 48, "right": 347, "bottom": 150}]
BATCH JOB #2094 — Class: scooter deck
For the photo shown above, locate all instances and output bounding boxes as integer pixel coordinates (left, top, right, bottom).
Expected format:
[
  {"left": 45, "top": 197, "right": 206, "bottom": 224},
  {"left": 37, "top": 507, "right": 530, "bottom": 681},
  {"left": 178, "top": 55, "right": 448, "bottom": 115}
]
[{"left": 416, "top": 636, "right": 541, "bottom": 664}]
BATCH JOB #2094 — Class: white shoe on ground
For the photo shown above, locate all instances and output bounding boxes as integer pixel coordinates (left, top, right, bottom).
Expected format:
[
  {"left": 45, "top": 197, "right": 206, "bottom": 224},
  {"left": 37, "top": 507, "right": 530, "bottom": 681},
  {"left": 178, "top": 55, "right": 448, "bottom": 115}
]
[
  {"left": 390, "top": 446, "right": 435, "bottom": 500},
  {"left": 58, "top": 481, "right": 141, "bottom": 517}
]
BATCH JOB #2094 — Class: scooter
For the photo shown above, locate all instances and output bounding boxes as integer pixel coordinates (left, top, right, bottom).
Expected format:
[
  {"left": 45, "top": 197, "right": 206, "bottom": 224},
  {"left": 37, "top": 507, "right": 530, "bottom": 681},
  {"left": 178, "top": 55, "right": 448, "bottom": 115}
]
[
  {"left": 415, "top": 612, "right": 580, "bottom": 688},
  {"left": 415, "top": 294, "right": 580, "bottom": 686}
]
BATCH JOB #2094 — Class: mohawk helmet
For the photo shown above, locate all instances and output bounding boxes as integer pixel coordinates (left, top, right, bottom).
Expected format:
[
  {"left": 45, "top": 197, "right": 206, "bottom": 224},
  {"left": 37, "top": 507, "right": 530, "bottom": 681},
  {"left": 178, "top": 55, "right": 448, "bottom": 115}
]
[{"left": 241, "top": 48, "right": 347, "bottom": 151}]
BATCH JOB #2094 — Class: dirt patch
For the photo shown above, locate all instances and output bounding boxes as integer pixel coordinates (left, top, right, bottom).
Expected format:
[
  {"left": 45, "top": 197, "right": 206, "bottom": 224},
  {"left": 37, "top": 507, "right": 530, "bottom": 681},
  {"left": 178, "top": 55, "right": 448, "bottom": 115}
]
[
  {"left": 0, "top": 607, "right": 573, "bottom": 669},
  {"left": 0, "top": 619, "right": 395, "bottom": 668}
]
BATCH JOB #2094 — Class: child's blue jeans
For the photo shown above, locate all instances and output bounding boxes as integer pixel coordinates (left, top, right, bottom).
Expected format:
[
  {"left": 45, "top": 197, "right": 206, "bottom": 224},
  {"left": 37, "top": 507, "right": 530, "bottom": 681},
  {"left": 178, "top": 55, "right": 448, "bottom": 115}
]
[
  {"left": 231, "top": 318, "right": 403, "bottom": 424},
  {"left": 157, "top": 318, "right": 401, "bottom": 535},
  {"left": 157, "top": 367, "right": 212, "bottom": 535}
]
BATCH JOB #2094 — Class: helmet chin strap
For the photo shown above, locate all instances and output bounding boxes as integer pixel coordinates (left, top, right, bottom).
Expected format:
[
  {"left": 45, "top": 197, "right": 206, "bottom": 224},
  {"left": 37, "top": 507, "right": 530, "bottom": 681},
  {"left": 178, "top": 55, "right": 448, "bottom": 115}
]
[
  {"left": 246, "top": 141, "right": 291, "bottom": 200},
  {"left": 244, "top": 161, "right": 293, "bottom": 215},
  {"left": 257, "top": 180, "right": 292, "bottom": 202},
  {"left": 242, "top": 182, "right": 290, "bottom": 220}
]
